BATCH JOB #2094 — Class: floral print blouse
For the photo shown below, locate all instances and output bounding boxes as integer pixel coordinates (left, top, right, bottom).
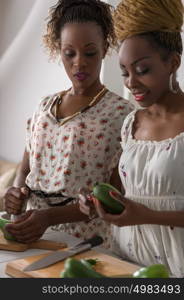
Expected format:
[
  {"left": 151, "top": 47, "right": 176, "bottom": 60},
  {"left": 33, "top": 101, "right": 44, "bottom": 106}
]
[{"left": 25, "top": 90, "right": 134, "bottom": 197}]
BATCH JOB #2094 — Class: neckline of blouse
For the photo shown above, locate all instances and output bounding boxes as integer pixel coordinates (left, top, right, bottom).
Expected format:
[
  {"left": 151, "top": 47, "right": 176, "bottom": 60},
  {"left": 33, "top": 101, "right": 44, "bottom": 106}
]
[
  {"left": 48, "top": 87, "right": 108, "bottom": 125},
  {"left": 128, "top": 109, "right": 184, "bottom": 145},
  {"left": 58, "top": 86, "right": 108, "bottom": 125}
]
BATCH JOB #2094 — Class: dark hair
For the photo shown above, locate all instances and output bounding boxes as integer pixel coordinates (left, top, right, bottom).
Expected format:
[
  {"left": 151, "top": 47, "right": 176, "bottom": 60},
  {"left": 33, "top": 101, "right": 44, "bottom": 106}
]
[
  {"left": 139, "top": 31, "right": 183, "bottom": 60},
  {"left": 43, "top": 0, "right": 116, "bottom": 60}
]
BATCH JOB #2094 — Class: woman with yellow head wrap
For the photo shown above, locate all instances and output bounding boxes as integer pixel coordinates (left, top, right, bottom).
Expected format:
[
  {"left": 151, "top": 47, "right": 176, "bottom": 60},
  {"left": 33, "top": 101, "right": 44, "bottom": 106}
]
[
  {"left": 85, "top": 0, "right": 184, "bottom": 277},
  {"left": 114, "top": 0, "right": 183, "bottom": 45}
]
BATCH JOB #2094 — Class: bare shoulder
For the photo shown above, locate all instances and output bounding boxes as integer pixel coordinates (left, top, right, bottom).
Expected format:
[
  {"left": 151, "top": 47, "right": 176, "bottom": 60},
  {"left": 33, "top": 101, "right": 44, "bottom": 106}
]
[
  {"left": 132, "top": 108, "right": 148, "bottom": 134},
  {"left": 134, "top": 108, "right": 147, "bottom": 123}
]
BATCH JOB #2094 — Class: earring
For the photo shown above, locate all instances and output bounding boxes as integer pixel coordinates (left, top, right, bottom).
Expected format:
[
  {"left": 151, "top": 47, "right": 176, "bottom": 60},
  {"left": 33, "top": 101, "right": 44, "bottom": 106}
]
[{"left": 169, "top": 73, "right": 179, "bottom": 94}]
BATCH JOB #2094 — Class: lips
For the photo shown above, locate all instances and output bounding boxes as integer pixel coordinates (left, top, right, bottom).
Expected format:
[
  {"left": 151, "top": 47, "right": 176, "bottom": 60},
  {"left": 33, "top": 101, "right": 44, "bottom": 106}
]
[
  {"left": 74, "top": 72, "right": 89, "bottom": 81},
  {"left": 132, "top": 91, "right": 148, "bottom": 102}
]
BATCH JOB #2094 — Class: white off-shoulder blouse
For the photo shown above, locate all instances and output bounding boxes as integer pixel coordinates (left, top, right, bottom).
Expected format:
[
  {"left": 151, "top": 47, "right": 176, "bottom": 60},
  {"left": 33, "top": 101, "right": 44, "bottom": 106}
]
[{"left": 112, "top": 109, "right": 184, "bottom": 277}]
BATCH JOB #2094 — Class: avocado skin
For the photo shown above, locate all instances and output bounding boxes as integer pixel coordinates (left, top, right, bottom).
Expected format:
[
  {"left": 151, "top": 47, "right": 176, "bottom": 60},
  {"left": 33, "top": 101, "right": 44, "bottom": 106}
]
[
  {"left": 93, "top": 182, "right": 124, "bottom": 214},
  {"left": 0, "top": 217, "right": 16, "bottom": 241}
]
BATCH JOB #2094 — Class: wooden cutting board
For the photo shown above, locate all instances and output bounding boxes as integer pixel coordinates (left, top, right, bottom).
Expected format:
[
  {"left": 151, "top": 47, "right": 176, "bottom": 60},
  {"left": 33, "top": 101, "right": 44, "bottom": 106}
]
[
  {"left": 0, "top": 232, "right": 67, "bottom": 251},
  {"left": 5, "top": 250, "right": 140, "bottom": 278}
]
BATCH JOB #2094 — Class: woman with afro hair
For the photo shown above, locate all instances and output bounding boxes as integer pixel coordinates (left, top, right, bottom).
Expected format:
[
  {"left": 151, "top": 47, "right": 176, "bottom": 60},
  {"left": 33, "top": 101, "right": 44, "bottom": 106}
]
[{"left": 4, "top": 0, "right": 133, "bottom": 249}]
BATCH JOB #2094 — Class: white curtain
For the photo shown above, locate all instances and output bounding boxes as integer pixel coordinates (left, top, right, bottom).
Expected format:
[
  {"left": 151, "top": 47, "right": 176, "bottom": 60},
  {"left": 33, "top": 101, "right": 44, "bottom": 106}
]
[{"left": 0, "top": 0, "right": 71, "bottom": 162}]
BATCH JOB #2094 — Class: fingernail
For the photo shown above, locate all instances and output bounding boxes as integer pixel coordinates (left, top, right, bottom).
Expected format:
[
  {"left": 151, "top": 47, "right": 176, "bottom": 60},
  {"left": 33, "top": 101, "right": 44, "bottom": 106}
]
[
  {"left": 110, "top": 191, "right": 118, "bottom": 197},
  {"left": 87, "top": 195, "right": 93, "bottom": 201}
]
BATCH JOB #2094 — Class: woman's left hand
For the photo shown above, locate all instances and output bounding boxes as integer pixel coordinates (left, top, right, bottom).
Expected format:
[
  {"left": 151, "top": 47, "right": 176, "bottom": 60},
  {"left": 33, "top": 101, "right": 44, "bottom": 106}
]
[
  {"left": 5, "top": 209, "right": 50, "bottom": 243},
  {"left": 93, "top": 191, "right": 153, "bottom": 227}
]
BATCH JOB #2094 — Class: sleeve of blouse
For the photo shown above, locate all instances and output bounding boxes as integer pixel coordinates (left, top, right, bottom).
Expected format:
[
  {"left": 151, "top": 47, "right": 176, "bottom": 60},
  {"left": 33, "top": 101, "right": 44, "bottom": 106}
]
[
  {"left": 25, "top": 107, "right": 40, "bottom": 153},
  {"left": 108, "top": 148, "right": 122, "bottom": 172},
  {"left": 25, "top": 94, "right": 53, "bottom": 153},
  {"left": 25, "top": 117, "right": 32, "bottom": 153}
]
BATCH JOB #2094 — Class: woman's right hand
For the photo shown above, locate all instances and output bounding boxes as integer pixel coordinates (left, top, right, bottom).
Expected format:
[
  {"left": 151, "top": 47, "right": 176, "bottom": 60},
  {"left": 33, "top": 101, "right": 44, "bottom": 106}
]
[
  {"left": 4, "top": 186, "right": 30, "bottom": 215},
  {"left": 78, "top": 188, "right": 97, "bottom": 219}
]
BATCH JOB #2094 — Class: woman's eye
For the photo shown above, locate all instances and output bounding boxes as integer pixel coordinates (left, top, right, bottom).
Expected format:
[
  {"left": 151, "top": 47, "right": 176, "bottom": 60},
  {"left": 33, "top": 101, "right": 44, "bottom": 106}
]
[
  {"left": 136, "top": 68, "right": 149, "bottom": 75},
  {"left": 121, "top": 72, "right": 129, "bottom": 77},
  {"left": 85, "top": 52, "right": 97, "bottom": 57},
  {"left": 63, "top": 51, "right": 96, "bottom": 57},
  {"left": 64, "top": 51, "right": 75, "bottom": 57}
]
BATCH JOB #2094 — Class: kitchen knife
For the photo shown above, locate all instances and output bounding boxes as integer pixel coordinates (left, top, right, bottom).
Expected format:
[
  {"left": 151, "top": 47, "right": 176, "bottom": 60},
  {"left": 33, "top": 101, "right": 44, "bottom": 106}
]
[{"left": 23, "top": 235, "right": 103, "bottom": 272}]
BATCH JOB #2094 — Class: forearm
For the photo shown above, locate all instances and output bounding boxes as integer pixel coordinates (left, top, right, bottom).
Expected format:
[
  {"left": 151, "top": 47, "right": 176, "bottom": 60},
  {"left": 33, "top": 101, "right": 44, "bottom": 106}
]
[
  {"left": 13, "top": 166, "right": 28, "bottom": 187},
  {"left": 146, "top": 209, "right": 184, "bottom": 227},
  {"left": 110, "top": 166, "right": 125, "bottom": 193},
  {"left": 13, "top": 150, "right": 30, "bottom": 188},
  {"left": 47, "top": 203, "right": 90, "bottom": 226}
]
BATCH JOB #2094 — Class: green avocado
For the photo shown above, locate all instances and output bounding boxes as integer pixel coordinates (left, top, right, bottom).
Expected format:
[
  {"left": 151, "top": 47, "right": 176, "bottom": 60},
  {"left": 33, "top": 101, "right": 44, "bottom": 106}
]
[
  {"left": 93, "top": 182, "right": 124, "bottom": 214},
  {"left": 133, "top": 264, "right": 169, "bottom": 278},
  {"left": 0, "top": 216, "right": 15, "bottom": 241}
]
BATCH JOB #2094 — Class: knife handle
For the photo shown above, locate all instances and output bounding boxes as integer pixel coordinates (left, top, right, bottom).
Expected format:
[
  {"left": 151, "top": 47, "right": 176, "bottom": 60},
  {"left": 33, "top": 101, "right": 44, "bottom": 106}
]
[
  {"left": 75, "top": 235, "right": 103, "bottom": 249},
  {"left": 10, "top": 198, "right": 27, "bottom": 222}
]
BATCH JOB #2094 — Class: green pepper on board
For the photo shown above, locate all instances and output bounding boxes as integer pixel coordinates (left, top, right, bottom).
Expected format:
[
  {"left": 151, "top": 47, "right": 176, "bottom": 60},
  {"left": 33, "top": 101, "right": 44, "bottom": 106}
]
[
  {"left": 93, "top": 182, "right": 124, "bottom": 214},
  {"left": 60, "top": 258, "right": 106, "bottom": 278},
  {"left": 79, "top": 258, "right": 98, "bottom": 269},
  {"left": 60, "top": 270, "right": 69, "bottom": 278},
  {"left": 133, "top": 264, "right": 169, "bottom": 278}
]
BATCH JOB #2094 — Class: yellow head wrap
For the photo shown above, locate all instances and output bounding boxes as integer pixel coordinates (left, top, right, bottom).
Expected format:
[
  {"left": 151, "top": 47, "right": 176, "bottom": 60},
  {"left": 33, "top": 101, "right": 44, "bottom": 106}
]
[{"left": 114, "top": 0, "right": 183, "bottom": 40}]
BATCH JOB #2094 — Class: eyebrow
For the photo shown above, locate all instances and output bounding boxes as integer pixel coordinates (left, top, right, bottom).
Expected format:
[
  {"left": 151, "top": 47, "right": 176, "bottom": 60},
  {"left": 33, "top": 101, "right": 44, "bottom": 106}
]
[
  {"left": 62, "top": 43, "right": 97, "bottom": 47},
  {"left": 120, "top": 56, "right": 151, "bottom": 68},
  {"left": 85, "top": 43, "right": 97, "bottom": 47}
]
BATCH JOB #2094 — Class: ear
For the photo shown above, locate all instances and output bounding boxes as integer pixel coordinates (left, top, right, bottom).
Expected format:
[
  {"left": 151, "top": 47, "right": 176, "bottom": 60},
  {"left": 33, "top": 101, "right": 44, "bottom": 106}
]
[{"left": 170, "top": 52, "right": 181, "bottom": 73}]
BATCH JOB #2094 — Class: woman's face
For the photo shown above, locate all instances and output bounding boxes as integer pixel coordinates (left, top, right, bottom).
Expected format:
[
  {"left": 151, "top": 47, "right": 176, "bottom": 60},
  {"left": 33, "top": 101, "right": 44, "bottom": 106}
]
[
  {"left": 60, "top": 22, "right": 106, "bottom": 90},
  {"left": 119, "top": 35, "right": 175, "bottom": 107}
]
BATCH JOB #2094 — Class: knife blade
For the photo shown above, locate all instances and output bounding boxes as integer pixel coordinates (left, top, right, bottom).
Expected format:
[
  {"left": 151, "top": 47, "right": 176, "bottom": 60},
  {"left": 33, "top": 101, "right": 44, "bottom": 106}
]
[{"left": 23, "top": 235, "right": 103, "bottom": 272}]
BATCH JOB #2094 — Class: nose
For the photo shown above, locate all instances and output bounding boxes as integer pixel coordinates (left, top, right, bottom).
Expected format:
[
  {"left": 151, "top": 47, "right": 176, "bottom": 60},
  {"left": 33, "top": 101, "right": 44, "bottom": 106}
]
[
  {"left": 73, "top": 54, "right": 87, "bottom": 68},
  {"left": 125, "top": 73, "right": 139, "bottom": 90}
]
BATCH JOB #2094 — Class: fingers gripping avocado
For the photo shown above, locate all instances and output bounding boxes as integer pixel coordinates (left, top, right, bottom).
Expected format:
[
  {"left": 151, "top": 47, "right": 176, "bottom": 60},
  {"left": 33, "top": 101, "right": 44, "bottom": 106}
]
[{"left": 93, "top": 182, "right": 124, "bottom": 214}]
